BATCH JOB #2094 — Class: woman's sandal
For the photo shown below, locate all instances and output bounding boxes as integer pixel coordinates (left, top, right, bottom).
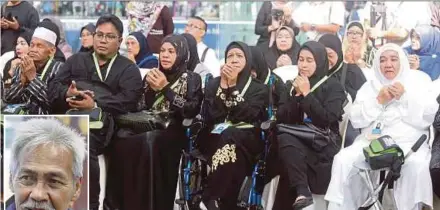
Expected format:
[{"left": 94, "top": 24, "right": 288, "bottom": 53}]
[{"left": 291, "top": 195, "right": 314, "bottom": 210}]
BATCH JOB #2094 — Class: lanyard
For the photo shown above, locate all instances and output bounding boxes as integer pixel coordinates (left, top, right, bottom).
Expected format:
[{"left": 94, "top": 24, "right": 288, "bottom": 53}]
[
  {"left": 92, "top": 53, "right": 117, "bottom": 81},
  {"left": 152, "top": 76, "right": 182, "bottom": 109},
  {"left": 39, "top": 57, "right": 53, "bottom": 80},
  {"left": 239, "top": 76, "right": 253, "bottom": 97},
  {"left": 290, "top": 75, "right": 330, "bottom": 96}
]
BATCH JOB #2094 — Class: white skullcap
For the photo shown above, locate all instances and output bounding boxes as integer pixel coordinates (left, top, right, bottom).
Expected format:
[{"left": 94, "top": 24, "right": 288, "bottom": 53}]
[{"left": 32, "top": 27, "right": 57, "bottom": 46}]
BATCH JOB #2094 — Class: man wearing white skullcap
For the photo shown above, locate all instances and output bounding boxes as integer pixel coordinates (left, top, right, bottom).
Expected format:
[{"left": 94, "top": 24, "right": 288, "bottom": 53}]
[{"left": 3, "top": 20, "right": 64, "bottom": 114}]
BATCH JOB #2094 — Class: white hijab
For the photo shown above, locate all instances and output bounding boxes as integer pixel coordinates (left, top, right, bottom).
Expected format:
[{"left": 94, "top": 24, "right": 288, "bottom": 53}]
[{"left": 370, "top": 43, "right": 413, "bottom": 95}]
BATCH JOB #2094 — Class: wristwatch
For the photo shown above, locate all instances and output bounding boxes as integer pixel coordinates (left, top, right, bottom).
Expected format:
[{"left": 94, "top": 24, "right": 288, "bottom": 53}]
[{"left": 311, "top": 24, "right": 316, "bottom": 31}]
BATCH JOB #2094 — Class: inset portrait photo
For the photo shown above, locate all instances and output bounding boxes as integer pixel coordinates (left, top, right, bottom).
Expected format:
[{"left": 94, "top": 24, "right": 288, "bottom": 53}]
[{"left": 3, "top": 115, "right": 89, "bottom": 210}]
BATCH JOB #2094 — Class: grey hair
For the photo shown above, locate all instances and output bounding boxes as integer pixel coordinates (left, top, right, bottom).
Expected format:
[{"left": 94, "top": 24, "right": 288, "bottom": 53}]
[{"left": 9, "top": 118, "right": 86, "bottom": 181}]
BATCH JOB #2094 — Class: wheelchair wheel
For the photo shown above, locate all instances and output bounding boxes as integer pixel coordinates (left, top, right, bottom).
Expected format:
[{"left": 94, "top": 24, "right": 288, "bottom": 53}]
[{"left": 175, "top": 152, "right": 208, "bottom": 210}]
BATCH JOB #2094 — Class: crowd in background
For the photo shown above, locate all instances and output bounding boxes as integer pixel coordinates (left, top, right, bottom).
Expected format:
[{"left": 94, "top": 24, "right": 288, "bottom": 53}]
[{"left": 1, "top": 1, "right": 440, "bottom": 210}]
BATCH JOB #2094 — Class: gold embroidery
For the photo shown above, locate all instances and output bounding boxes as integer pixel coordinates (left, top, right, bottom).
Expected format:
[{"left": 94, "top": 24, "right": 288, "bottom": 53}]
[{"left": 211, "top": 144, "right": 237, "bottom": 171}]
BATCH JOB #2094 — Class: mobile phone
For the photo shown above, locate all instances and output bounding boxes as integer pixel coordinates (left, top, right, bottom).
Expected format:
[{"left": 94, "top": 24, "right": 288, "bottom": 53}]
[{"left": 70, "top": 95, "right": 84, "bottom": 101}]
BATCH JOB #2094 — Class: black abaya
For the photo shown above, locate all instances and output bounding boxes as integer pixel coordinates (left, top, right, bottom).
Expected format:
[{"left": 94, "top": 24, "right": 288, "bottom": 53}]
[
  {"left": 198, "top": 42, "right": 268, "bottom": 209},
  {"left": 274, "top": 41, "right": 345, "bottom": 207},
  {"left": 105, "top": 35, "right": 203, "bottom": 210}
]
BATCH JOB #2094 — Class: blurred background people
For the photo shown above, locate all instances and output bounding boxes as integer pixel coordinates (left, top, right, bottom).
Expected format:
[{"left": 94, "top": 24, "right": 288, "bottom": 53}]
[{"left": 1, "top": 0, "right": 39, "bottom": 55}]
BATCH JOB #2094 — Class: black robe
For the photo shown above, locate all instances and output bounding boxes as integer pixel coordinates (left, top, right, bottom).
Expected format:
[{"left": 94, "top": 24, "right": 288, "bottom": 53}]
[
  {"left": 105, "top": 35, "right": 203, "bottom": 210},
  {"left": 48, "top": 52, "right": 143, "bottom": 115},
  {"left": 318, "top": 34, "right": 366, "bottom": 101},
  {"left": 198, "top": 42, "right": 268, "bottom": 210},
  {"left": 272, "top": 41, "right": 345, "bottom": 209}
]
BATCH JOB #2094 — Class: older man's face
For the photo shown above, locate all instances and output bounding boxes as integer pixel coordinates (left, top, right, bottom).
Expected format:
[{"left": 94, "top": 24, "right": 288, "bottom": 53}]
[{"left": 13, "top": 144, "right": 81, "bottom": 210}]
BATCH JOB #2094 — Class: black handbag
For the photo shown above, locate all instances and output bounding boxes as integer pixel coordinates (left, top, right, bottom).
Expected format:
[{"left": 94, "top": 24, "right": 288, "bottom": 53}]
[{"left": 277, "top": 123, "right": 334, "bottom": 152}]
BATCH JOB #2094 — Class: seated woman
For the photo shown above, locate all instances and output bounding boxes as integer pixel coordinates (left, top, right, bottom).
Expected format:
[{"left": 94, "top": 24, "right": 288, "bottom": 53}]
[
  {"left": 126, "top": 31, "right": 158, "bottom": 69},
  {"left": 343, "top": 21, "right": 376, "bottom": 75},
  {"left": 106, "top": 34, "right": 203, "bottom": 210},
  {"left": 78, "top": 23, "right": 96, "bottom": 53},
  {"left": 325, "top": 43, "right": 438, "bottom": 210},
  {"left": 265, "top": 26, "right": 300, "bottom": 70},
  {"left": 318, "top": 33, "right": 366, "bottom": 101},
  {"left": 404, "top": 25, "right": 440, "bottom": 80},
  {"left": 181, "top": 33, "right": 200, "bottom": 72},
  {"left": 275, "top": 41, "right": 346, "bottom": 209},
  {"left": 2, "top": 31, "right": 32, "bottom": 85},
  {"left": 250, "top": 45, "right": 287, "bottom": 117},
  {"left": 198, "top": 41, "right": 268, "bottom": 210}
]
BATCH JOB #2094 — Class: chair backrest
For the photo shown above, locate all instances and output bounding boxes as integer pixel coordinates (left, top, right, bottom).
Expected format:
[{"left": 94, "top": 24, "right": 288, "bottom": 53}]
[{"left": 339, "top": 92, "right": 354, "bottom": 149}]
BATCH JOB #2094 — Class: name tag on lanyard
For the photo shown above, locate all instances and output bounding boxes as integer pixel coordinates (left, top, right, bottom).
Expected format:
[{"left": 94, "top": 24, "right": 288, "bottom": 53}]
[{"left": 93, "top": 53, "right": 117, "bottom": 81}]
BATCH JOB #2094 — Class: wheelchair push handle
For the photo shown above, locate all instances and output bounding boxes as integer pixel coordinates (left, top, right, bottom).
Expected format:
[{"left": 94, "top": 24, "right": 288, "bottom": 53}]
[
  {"left": 405, "top": 134, "right": 427, "bottom": 159},
  {"left": 182, "top": 118, "right": 194, "bottom": 127},
  {"left": 411, "top": 134, "right": 427, "bottom": 152}
]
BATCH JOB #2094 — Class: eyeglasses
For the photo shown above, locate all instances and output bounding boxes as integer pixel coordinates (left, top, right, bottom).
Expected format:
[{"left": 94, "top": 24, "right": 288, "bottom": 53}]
[
  {"left": 94, "top": 32, "right": 119, "bottom": 42},
  {"left": 347, "top": 31, "right": 363, "bottom": 37},
  {"left": 185, "top": 23, "right": 203, "bottom": 31}
]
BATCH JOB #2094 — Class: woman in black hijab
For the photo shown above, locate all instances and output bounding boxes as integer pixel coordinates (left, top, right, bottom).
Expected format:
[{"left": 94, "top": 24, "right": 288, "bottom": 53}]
[
  {"left": 265, "top": 26, "right": 300, "bottom": 70},
  {"left": 274, "top": 41, "right": 345, "bottom": 209},
  {"left": 250, "top": 46, "right": 287, "bottom": 117},
  {"left": 79, "top": 23, "right": 96, "bottom": 53},
  {"left": 318, "top": 34, "right": 366, "bottom": 101},
  {"left": 106, "top": 34, "right": 203, "bottom": 210},
  {"left": 198, "top": 42, "right": 268, "bottom": 210},
  {"left": 2, "top": 30, "right": 33, "bottom": 83},
  {"left": 126, "top": 31, "right": 158, "bottom": 69},
  {"left": 181, "top": 33, "right": 200, "bottom": 72}
]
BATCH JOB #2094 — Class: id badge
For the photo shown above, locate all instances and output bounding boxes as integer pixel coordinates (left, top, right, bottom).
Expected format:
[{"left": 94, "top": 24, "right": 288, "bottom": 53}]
[
  {"left": 211, "top": 122, "right": 232, "bottom": 134},
  {"left": 371, "top": 121, "right": 384, "bottom": 135}
]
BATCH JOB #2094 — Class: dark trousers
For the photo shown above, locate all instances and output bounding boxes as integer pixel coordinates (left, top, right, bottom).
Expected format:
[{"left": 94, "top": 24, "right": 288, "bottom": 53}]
[
  {"left": 277, "top": 133, "right": 311, "bottom": 197},
  {"left": 89, "top": 131, "right": 107, "bottom": 210}
]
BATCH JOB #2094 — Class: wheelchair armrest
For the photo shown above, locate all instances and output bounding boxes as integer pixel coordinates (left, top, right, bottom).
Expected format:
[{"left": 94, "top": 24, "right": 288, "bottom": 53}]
[{"left": 261, "top": 120, "right": 277, "bottom": 131}]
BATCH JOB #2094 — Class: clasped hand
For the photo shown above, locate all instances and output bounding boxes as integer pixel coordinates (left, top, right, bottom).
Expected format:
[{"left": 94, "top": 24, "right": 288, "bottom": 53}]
[{"left": 146, "top": 68, "right": 169, "bottom": 91}]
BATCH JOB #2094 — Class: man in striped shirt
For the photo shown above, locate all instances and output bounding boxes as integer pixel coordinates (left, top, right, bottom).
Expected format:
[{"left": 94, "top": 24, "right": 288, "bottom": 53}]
[{"left": 3, "top": 21, "right": 63, "bottom": 114}]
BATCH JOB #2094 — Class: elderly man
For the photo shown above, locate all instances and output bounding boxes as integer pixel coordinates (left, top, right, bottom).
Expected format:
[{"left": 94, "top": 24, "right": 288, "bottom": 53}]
[
  {"left": 3, "top": 20, "right": 63, "bottom": 114},
  {"left": 7, "top": 118, "right": 86, "bottom": 210}
]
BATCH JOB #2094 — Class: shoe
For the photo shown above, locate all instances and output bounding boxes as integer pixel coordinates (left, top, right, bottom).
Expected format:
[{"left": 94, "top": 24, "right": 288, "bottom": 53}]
[
  {"left": 204, "top": 199, "right": 221, "bottom": 210},
  {"left": 292, "top": 196, "right": 313, "bottom": 210}
]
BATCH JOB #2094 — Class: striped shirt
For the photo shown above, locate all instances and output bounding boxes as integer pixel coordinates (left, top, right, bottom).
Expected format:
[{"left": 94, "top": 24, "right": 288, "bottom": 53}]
[{"left": 4, "top": 60, "right": 63, "bottom": 114}]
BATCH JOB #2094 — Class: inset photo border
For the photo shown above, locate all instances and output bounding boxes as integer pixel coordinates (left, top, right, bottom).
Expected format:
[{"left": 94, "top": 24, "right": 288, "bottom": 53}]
[{"left": 2, "top": 115, "right": 89, "bottom": 210}]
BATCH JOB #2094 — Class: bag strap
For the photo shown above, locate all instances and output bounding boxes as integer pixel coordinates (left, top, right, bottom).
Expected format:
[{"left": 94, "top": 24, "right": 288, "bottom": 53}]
[
  {"left": 340, "top": 63, "right": 348, "bottom": 91},
  {"left": 201, "top": 47, "right": 209, "bottom": 62}
]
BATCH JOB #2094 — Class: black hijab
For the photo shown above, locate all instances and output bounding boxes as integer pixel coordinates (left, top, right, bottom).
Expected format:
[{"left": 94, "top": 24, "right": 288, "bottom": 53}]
[
  {"left": 129, "top": 31, "right": 154, "bottom": 66},
  {"left": 250, "top": 46, "right": 270, "bottom": 84},
  {"left": 224, "top": 41, "right": 253, "bottom": 92},
  {"left": 318, "top": 34, "right": 343, "bottom": 74},
  {"left": 265, "top": 26, "right": 300, "bottom": 70},
  {"left": 298, "top": 41, "right": 329, "bottom": 88},
  {"left": 159, "top": 34, "right": 189, "bottom": 84},
  {"left": 2, "top": 31, "right": 33, "bottom": 81},
  {"left": 181, "top": 33, "right": 200, "bottom": 72},
  {"left": 79, "top": 23, "right": 96, "bottom": 53}
]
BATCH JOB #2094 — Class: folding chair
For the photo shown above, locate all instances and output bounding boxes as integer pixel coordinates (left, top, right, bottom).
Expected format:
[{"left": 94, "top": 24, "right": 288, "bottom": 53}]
[{"left": 355, "top": 134, "right": 430, "bottom": 210}]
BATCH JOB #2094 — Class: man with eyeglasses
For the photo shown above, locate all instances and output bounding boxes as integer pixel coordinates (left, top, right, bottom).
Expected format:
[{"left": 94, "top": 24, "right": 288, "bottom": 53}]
[
  {"left": 184, "top": 16, "right": 220, "bottom": 77},
  {"left": 48, "top": 14, "right": 143, "bottom": 210},
  {"left": 3, "top": 20, "right": 63, "bottom": 115}
]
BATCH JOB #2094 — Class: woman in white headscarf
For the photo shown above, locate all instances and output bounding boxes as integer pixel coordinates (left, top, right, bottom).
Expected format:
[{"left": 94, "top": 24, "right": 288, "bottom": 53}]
[{"left": 325, "top": 43, "right": 438, "bottom": 210}]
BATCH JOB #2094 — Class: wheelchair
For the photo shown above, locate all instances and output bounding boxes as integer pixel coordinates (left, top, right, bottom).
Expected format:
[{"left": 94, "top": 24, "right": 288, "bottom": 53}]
[
  {"left": 175, "top": 74, "right": 213, "bottom": 210},
  {"left": 236, "top": 74, "right": 278, "bottom": 210}
]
